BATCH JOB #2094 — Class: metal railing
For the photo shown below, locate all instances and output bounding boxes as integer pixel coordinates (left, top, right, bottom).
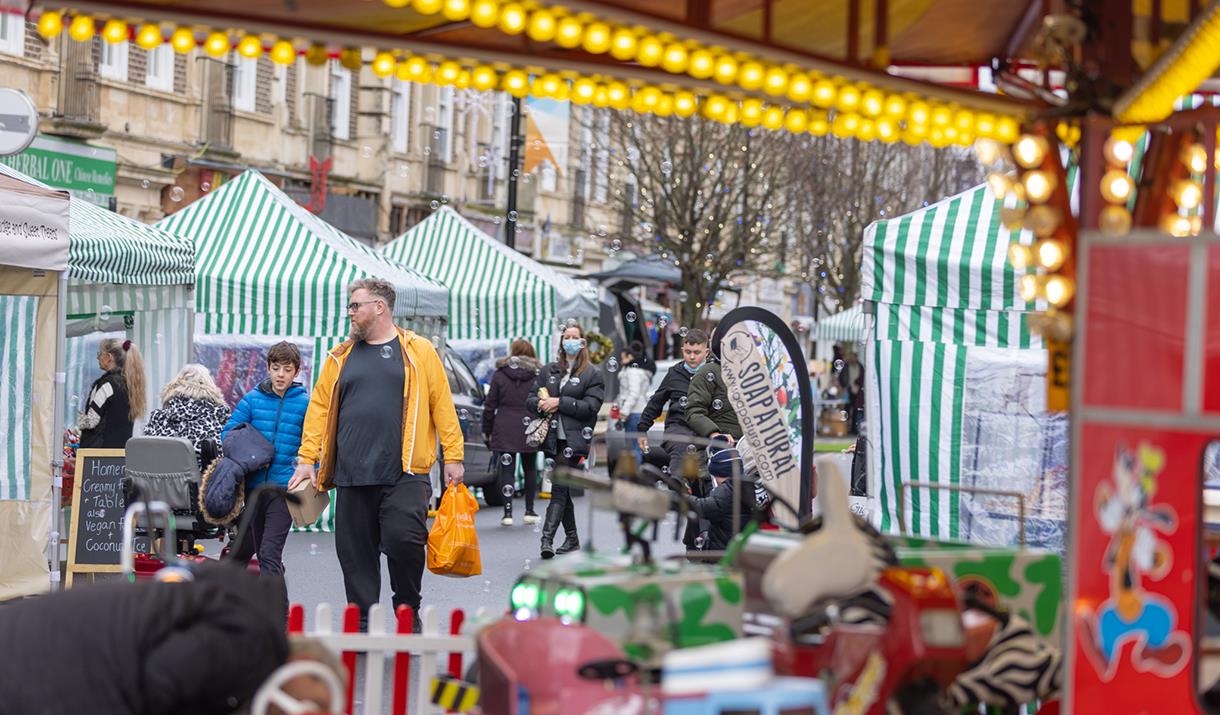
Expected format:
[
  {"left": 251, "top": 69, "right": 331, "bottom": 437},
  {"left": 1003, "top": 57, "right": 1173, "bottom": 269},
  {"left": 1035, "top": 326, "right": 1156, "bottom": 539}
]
[
  {"left": 198, "top": 57, "right": 233, "bottom": 149},
  {"left": 56, "top": 37, "right": 100, "bottom": 123}
]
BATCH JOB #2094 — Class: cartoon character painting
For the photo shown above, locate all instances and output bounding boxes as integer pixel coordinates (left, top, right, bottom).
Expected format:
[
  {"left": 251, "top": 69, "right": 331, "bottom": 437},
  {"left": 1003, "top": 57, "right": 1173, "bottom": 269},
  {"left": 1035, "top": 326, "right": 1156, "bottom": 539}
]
[{"left": 1080, "top": 442, "right": 1189, "bottom": 680}]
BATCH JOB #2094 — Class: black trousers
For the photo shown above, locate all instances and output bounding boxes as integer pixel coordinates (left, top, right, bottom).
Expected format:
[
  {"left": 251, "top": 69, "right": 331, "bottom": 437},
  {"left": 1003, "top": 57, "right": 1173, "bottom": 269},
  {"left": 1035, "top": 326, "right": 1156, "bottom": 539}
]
[
  {"left": 232, "top": 489, "right": 293, "bottom": 577},
  {"left": 542, "top": 450, "right": 580, "bottom": 543},
  {"left": 498, "top": 451, "right": 539, "bottom": 512},
  {"left": 335, "top": 477, "right": 432, "bottom": 621}
]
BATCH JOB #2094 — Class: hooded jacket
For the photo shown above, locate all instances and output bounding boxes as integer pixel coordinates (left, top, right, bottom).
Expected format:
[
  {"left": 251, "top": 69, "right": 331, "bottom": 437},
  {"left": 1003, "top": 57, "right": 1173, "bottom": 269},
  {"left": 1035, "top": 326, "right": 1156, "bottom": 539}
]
[
  {"left": 616, "top": 362, "right": 651, "bottom": 417},
  {"left": 144, "top": 391, "right": 231, "bottom": 471},
  {"left": 482, "top": 355, "right": 542, "bottom": 454},
  {"left": 637, "top": 361, "right": 697, "bottom": 435},
  {"left": 300, "top": 327, "right": 464, "bottom": 490},
  {"left": 686, "top": 359, "right": 743, "bottom": 440},
  {"left": 223, "top": 378, "right": 310, "bottom": 488}
]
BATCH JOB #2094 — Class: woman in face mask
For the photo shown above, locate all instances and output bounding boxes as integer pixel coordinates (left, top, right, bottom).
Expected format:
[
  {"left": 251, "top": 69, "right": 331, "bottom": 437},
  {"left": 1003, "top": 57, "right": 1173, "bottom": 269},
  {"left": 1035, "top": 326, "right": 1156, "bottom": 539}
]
[{"left": 525, "top": 323, "right": 605, "bottom": 559}]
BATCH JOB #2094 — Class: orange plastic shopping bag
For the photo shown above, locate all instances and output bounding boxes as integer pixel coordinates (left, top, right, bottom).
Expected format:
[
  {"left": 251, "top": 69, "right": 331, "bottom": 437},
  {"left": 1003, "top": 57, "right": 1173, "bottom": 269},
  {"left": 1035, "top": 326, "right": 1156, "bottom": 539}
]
[{"left": 427, "top": 483, "right": 482, "bottom": 577}]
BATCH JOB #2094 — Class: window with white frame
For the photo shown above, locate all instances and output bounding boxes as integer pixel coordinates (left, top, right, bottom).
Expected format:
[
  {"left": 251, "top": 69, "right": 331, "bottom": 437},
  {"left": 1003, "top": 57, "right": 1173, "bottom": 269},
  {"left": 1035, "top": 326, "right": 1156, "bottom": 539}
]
[
  {"left": 330, "top": 62, "right": 351, "bottom": 140},
  {"left": 436, "top": 86, "right": 454, "bottom": 162},
  {"left": 145, "top": 45, "right": 174, "bottom": 92},
  {"left": 391, "top": 79, "right": 411, "bottom": 154},
  {"left": 0, "top": 13, "right": 25, "bottom": 56},
  {"left": 489, "top": 93, "right": 511, "bottom": 179},
  {"left": 233, "top": 55, "right": 257, "bottom": 112},
  {"left": 99, "top": 40, "right": 129, "bottom": 81},
  {"left": 594, "top": 110, "right": 610, "bottom": 203}
]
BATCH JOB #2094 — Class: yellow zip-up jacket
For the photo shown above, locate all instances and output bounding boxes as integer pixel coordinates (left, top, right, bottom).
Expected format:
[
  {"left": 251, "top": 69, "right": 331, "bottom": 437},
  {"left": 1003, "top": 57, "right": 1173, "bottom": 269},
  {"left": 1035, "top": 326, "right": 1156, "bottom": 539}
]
[{"left": 298, "top": 327, "right": 465, "bottom": 490}]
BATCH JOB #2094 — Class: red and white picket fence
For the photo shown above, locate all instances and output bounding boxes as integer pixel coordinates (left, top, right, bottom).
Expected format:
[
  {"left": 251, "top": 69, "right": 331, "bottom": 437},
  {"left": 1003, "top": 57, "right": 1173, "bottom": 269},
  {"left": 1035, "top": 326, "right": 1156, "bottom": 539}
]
[{"left": 286, "top": 602, "right": 489, "bottom": 715}]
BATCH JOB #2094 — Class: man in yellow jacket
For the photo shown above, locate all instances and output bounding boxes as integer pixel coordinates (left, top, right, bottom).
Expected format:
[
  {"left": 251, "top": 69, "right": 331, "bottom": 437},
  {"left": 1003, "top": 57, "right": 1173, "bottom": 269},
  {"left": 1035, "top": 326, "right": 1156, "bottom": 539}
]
[{"left": 289, "top": 278, "right": 464, "bottom": 627}]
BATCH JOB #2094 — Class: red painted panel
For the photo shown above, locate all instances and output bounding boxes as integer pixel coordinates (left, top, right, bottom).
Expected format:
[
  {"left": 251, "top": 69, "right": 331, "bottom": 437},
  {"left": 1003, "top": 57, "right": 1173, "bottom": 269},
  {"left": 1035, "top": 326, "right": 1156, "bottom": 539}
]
[
  {"left": 1205, "top": 246, "right": 1220, "bottom": 414},
  {"left": 1069, "top": 423, "right": 1212, "bottom": 714},
  {"left": 1083, "top": 245, "right": 1190, "bottom": 411}
]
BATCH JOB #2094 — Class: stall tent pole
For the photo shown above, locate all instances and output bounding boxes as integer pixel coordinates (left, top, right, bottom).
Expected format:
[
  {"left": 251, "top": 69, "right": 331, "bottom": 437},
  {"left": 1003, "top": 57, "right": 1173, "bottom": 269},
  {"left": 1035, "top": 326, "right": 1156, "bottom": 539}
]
[{"left": 48, "top": 271, "right": 66, "bottom": 591}]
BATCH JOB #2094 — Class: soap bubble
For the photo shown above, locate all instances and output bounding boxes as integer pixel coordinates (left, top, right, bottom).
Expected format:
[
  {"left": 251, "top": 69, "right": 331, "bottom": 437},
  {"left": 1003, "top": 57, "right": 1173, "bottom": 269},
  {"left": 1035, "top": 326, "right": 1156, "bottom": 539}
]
[
  {"left": 679, "top": 396, "right": 687, "bottom": 407},
  {"left": 705, "top": 372, "right": 715, "bottom": 382},
  {"left": 605, "top": 358, "right": 618, "bottom": 373},
  {"left": 459, "top": 409, "right": 470, "bottom": 420},
  {"left": 679, "top": 327, "right": 689, "bottom": 337},
  {"left": 141, "top": 179, "right": 150, "bottom": 189},
  {"left": 501, "top": 453, "right": 514, "bottom": 466},
  {"left": 660, "top": 160, "right": 673, "bottom": 175},
  {"left": 380, "top": 345, "right": 393, "bottom": 359},
  {"left": 522, "top": 416, "right": 532, "bottom": 426},
  {"left": 169, "top": 186, "right": 184, "bottom": 202},
  {"left": 430, "top": 200, "right": 440, "bottom": 210},
  {"left": 678, "top": 291, "right": 689, "bottom": 301},
  {"left": 200, "top": 181, "right": 211, "bottom": 193},
  {"left": 581, "top": 426, "right": 593, "bottom": 439},
  {"left": 563, "top": 447, "right": 574, "bottom": 458},
  {"left": 833, "top": 359, "right": 845, "bottom": 372},
  {"left": 501, "top": 483, "right": 515, "bottom": 497},
  {"left": 625, "top": 311, "right": 636, "bottom": 323},
  {"left": 98, "top": 304, "right": 113, "bottom": 321},
  {"left": 712, "top": 399, "right": 723, "bottom": 410},
  {"left": 509, "top": 356, "right": 520, "bottom": 368},
  {"left": 360, "top": 145, "right": 373, "bottom": 158},
  {"left": 508, "top": 210, "right": 518, "bottom": 221}
]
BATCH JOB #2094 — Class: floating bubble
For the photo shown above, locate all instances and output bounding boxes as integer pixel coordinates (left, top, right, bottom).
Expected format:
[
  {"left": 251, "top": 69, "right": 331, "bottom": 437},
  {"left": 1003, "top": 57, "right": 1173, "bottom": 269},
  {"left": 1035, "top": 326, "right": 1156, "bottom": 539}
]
[
  {"left": 169, "top": 186, "right": 184, "bottom": 202},
  {"left": 686, "top": 444, "right": 697, "bottom": 453},
  {"left": 483, "top": 580, "right": 492, "bottom": 593},
  {"left": 154, "top": 332, "right": 164, "bottom": 346},
  {"left": 679, "top": 396, "right": 688, "bottom": 407},
  {"left": 459, "top": 409, "right": 470, "bottom": 420},
  {"left": 477, "top": 154, "right": 489, "bottom": 168},
  {"left": 501, "top": 453, "right": 514, "bottom": 466},
  {"left": 397, "top": 163, "right": 409, "bottom": 177},
  {"left": 523, "top": 557, "right": 532, "bottom": 570},
  {"left": 563, "top": 447, "right": 574, "bottom": 458},
  {"left": 380, "top": 345, "right": 393, "bottom": 359},
  {"left": 626, "top": 311, "right": 637, "bottom": 323},
  {"left": 610, "top": 239, "right": 623, "bottom": 251},
  {"left": 430, "top": 200, "right": 440, "bottom": 210},
  {"left": 423, "top": 146, "right": 432, "bottom": 156},
  {"left": 423, "top": 106, "right": 436, "bottom": 122},
  {"left": 705, "top": 372, "right": 715, "bottom": 382},
  {"left": 200, "top": 182, "right": 211, "bottom": 193},
  {"left": 493, "top": 215, "right": 503, "bottom": 225},
  {"left": 839, "top": 410, "right": 850, "bottom": 421},
  {"left": 662, "top": 465, "right": 670, "bottom": 474},
  {"left": 309, "top": 543, "right": 318, "bottom": 556},
  {"left": 658, "top": 318, "right": 669, "bottom": 329},
  {"left": 522, "top": 416, "right": 532, "bottom": 426},
  {"left": 509, "top": 356, "right": 520, "bottom": 368},
  {"left": 85, "top": 188, "right": 96, "bottom": 200},
  {"left": 512, "top": 168, "right": 521, "bottom": 178},
  {"left": 566, "top": 318, "right": 578, "bottom": 327},
  {"left": 544, "top": 458, "right": 555, "bottom": 469},
  {"left": 679, "top": 327, "right": 689, "bottom": 337},
  {"left": 141, "top": 179, "right": 150, "bottom": 189},
  {"left": 98, "top": 304, "right": 113, "bottom": 321},
  {"left": 508, "top": 210, "right": 518, "bottom": 221},
  {"left": 440, "top": 194, "right": 449, "bottom": 204},
  {"left": 833, "top": 359, "right": 845, "bottom": 372},
  {"left": 551, "top": 419, "right": 559, "bottom": 429},
  {"left": 678, "top": 290, "right": 689, "bottom": 301},
  {"left": 712, "top": 399, "right": 723, "bottom": 410},
  {"left": 581, "top": 426, "right": 593, "bottom": 439},
  {"left": 661, "top": 160, "right": 673, "bottom": 174},
  {"left": 605, "top": 358, "right": 618, "bottom": 373},
  {"left": 431, "top": 336, "right": 442, "bottom": 348},
  {"left": 360, "top": 145, "right": 373, "bottom": 159},
  {"left": 501, "top": 483, "right": 515, "bottom": 497}
]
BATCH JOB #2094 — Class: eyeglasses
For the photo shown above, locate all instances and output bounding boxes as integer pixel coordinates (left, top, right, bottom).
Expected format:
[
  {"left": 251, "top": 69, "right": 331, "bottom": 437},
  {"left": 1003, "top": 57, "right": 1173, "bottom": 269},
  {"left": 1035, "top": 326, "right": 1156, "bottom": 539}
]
[{"left": 346, "top": 300, "right": 381, "bottom": 313}]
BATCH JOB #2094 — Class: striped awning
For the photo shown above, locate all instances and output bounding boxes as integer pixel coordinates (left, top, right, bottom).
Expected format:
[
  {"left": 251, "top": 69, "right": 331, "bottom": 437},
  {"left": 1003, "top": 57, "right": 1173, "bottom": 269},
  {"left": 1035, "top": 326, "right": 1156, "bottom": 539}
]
[
  {"left": 815, "top": 304, "right": 869, "bottom": 342},
  {"left": 381, "top": 206, "right": 597, "bottom": 349},
  {"left": 157, "top": 170, "right": 448, "bottom": 338}
]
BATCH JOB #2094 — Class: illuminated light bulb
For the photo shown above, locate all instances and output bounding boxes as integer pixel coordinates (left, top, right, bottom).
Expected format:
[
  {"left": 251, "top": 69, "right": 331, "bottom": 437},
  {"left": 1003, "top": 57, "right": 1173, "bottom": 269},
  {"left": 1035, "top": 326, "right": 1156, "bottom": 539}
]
[
  {"left": 713, "top": 54, "right": 738, "bottom": 85},
  {"left": 385, "top": 0, "right": 410, "bottom": 6},
  {"left": 238, "top": 35, "right": 264, "bottom": 59},
  {"left": 502, "top": 70, "right": 529, "bottom": 97},
  {"left": 592, "top": 86, "right": 608, "bottom": 107},
  {"left": 526, "top": 9, "right": 557, "bottom": 42},
  {"left": 856, "top": 118, "right": 877, "bottom": 143},
  {"left": 876, "top": 118, "right": 899, "bottom": 143},
  {"left": 1100, "top": 170, "right": 1134, "bottom": 204},
  {"left": 68, "top": 16, "right": 96, "bottom": 42},
  {"left": 1007, "top": 243, "right": 1033, "bottom": 270},
  {"left": 786, "top": 72, "right": 812, "bottom": 102},
  {"left": 1170, "top": 179, "right": 1203, "bottom": 210},
  {"left": 995, "top": 116, "right": 1020, "bottom": 143},
  {"left": 974, "top": 139, "right": 1002, "bottom": 166},
  {"left": 1013, "top": 134, "right": 1048, "bottom": 168},
  {"left": 703, "top": 94, "right": 730, "bottom": 121},
  {"left": 102, "top": 19, "right": 127, "bottom": 44},
  {"left": 930, "top": 105, "right": 952, "bottom": 127},
  {"left": 436, "top": 61, "right": 462, "bottom": 85},
  {"left": 1000, "top": 207, "right": 1026, "bottom": 230},
  {"left": 738, "top": 61, "right": 764, "bottom": 91},
  {"left": 761, "top": 106, "right": 785, "bottom": 131},
  {"left": 536, "top": 73, "right": 562, "bottom": 95},
  {"left": 1019, "top": 274, "right": 1040, "bottom": 302},
  {"left": 831, "top": 112, "right": 860, "bottom": 138},
  {"left": 975, "top": 113, "right": 997, "bottom": 138},
  {"left": 498, "top": 3, "right": 527, "bottom": 34},
  {"left": 739, "top": 98, "right": 764, "bottom": 127},
  {"left": 836, "top": 84, "right": 861, "bottom": 113},
  {"left": 809, "top": 113, "right": 830, "bottom": 136},
  {"left": 203, "top": 32, "right": 231, "bottom": 57},
  {"left": 1026, "top": 205, "right": 1062, "bottom": 237},
  {"left": 272, "top": 41, "right": 299, "bottom": 66},
  {"left": 170, "top": 28, "right": 196, "bottom": 53},
  {"left": 784, "top": 108, "right": 809, "bottom": 133},
  {"left": 1182, "top": 143, "right": 1208, "bottom": 174},
  {"left": 673, "top": 91, "right": 697, "bottom": 117},
  {"left": 1099, "top": 205, "right": 1133, "bottom": 236},
  {"left": 413, "top": 0, "right": 443, "bottom": 13},
  {"left": 36, "top": 11, "right": 64, "bottom": 38},
  {"left": 720, "top": 102, "right": 738, "bottom": 125},
  {"left": 1160, "top": 214, "right": 1193, "bottom": 237},
  {"left": 860, "top": 89, "right": 884, "bottom": 117},
  {"left": 987, "top": 172, "right": 1015, "bottom": 200},
  {"left": 883, "top": 93, "right": 906, "bottom": 119},
  {"left": 763, "top": 66, "right": 789, "bottom": 96},
  {"left": 605, "top": 82, "right": 630, "bottom": 109},
  {"left": 570, "top": 78, "right": 597, "bottom": 104},
  {"left": 454, "top": 69, "right": 472, "bottom": 90},
  {"left": 582, "top": 22, "right": 612, "bottom": 54},
  {"left": 1035, "top": 238, "right": 1067, "bottom": 270},
  {"left": 472, "top": 65, "right": 498, "bottom": 91},
  {"left": 954, "top": 109, "right": 975, "bottom": 134},
  {"left": 442, "top": 0, "right": 471, "bottom": 21},
  {"left": 1190, "top": 215, "right": 1204, "bottom": 235},
  {"left": 654, "top": 93, "right": 674, "bottom": 117},
  {"left": 1044, "top": 275, "right": 1075, "bottom": 307},
  {"left": 907, "top": 100, "right": 930, "bottom": 127},
  {"left": 684, "top": 48, "right": 715, "bottom": 79},
  {"left": 136, "top": 24, "right": 164, "bottom": 50},
  {"left": 339, "top": 47, "right": 363, "bottom": 71},
  {"left": 470, "top": 0, "right": 500, "bottom": 27},
  {"left": 610, "top": 28, "right": 638, "bottom": 61},
  {"left": 555, "top": 17, "right": 583, "bottom": 48},
  {"left": 661, "top": 43, "right": 688, "bottom": 74},
  {"left": 403, "top": 56, "right": 432, "bottom": 81},
  {"left": 636, "top": 86, "right": 661, "bottom": 111},
  {"left": 1102, "top": 136, "right": 1134, "bottom": 165},
  {"left": 636, "top": 35, "right": 664, "bottom": 66},
  {"left": 1022, "top": 170, "right": 1056, "bottom": 203},
  {"left": 811, "top": 78, "right": 836, "bottom": 108},
  {"left": 928, "top": 127, "right": 949, "bottom": 148}
]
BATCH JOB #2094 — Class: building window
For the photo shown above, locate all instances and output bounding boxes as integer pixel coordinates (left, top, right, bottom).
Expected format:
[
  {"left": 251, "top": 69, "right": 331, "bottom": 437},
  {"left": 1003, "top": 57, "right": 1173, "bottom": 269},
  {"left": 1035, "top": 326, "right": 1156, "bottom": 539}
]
[
  {"left": 145, "top": 45, "right": 173, "bottom": 92},
  {"left": 594, "top": 110, "right": 610, "bottom": 203},
  {"left": 0, "top": 13, "right": 24, "bottom": 55},
  {"left": 233, "top": 55, "right": 257, "bottom": 112},
  {"left": 578, "top": 124, "right": 593, "bottom": 200},
  {"left": 99, "top": 39, "right": 129, "bottom": 81},
  {"left": 391, "top": 79, "right": 411, "bottom": 154},
  {"left": 330, "top": 63, "right": 351, "bottom": 141},
  {"left": 490, "top": 93, "right": 512, "bottom": 179},
  {"left": 437, "top": 86, "right": 454, "bottom": 162}
]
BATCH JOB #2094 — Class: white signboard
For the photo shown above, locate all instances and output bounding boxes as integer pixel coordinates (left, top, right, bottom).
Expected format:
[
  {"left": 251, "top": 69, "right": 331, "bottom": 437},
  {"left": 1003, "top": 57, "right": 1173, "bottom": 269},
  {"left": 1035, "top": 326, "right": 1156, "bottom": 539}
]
[
  {"left": 0, "top": 89, "right": 38, "bottom": 157},
  {"left": 0, "top": 178, "right": 70, "bottom": 271}
]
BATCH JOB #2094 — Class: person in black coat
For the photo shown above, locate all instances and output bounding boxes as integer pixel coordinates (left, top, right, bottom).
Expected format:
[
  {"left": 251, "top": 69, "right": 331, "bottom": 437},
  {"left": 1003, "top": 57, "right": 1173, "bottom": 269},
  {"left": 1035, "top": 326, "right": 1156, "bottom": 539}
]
[
  {"left": 525, "top": 323, "right": 605, "bottom": 560},
  {"left": 79, "top": 338, "right": 148, "bottom": 449},
  {"left": 0, "top": 563, "right": 289, "bottom": 715},
  {"left": 637, "top": 328, "right": 710, "bottom": 479},
  {"left": 482, "top": 339, "right": 543, "bottom": 526},
  {"left": 687, "top": 443, "right": 759, "bottom": 551}
]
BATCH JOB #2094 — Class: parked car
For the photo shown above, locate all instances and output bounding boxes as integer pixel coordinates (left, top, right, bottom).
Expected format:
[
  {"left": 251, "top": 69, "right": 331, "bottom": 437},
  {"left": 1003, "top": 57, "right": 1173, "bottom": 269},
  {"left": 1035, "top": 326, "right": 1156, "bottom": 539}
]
[{"left": 436, "top": 350, "right": 498, "bottom": 505}]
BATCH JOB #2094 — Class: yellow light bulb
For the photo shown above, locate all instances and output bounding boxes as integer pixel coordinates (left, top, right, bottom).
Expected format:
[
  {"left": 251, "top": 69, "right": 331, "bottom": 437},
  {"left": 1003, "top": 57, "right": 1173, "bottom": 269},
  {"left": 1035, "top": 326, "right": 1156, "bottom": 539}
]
[
  {"left": 995, "top": 116, "right": 1020, "bottom": 143},
  {"left": 1100, "top": 170, "right": 1134, "bottom": 204},
  {"left": 831, "top": 112, "right": 860, "bottom": 138},
  {"left": 673, "top": 91, "right": 697, "bottom": 117},
  {"left": 498, "top": 3, "right": 527, "bottom": 34},
  {"left": 638, "top": 87, "right": 661, "bottom": 110},
  {"left": 136, "top": 24, "right": 163, "bottom": 50},
  {"left": 592, "top": 86, "right": 608, "bottom": 108},
  {"left": 536, "top": 73, "right": 562, "bottom": 96},
  {"left": 413, "top": 0, "right": 443, "bottom": 13},
  {"left": 688, "top": 49, "right": 715, "bottom": 79},
  {"left": 907, "top": 101, "right": 930, "bottom": 127},
  {"left": 811, "top": 78, "right": 837, "bottom": 108},
  {"left": 856, "top": 118, "right": 877, "bottom": 142},
  {"left": 1023, "top": 169, "right": 1056, "bottom": 203},
  {"left": 527, "top": 10, "right": 557, "bottom": 42},
  {"left": 340, "top": 47, "right": 364, "bottom": 71},
  {"left": 1013, "top": 134, "right": 1049, "bottom": 168},
  {"left": 1019, "top": 274, "right": 1040, "bottom": 303},
  {"left": 1103, "top": 136, "right": 1134, "bottom": 165},
  {"left": 237, "top": 35, "right": 263, "bottom": 59},
  {"left": 555, "top": 17, "right": 583, "bottom": 48},
  {"left": 703, "top": 94, "right": 729, "bottom": 121},
  {"left": 784, "top": 108, "right": 808, "bottom": 133},
  {"left": 1183, "top": 143, "right": 1208, "bottom": 174},
  {"left": 740, "top": 99, "right": 764, "bottom": 127},
  {"left": 1160, "top": 214, "right": 1194, "bottom": 237},
  {"left": 975, "top": 113, "right": 997, "bottom": 138},
  {"left": 974, "top": 138, "right": 1002, "bottom": 165},
  {"left": 370, "top": 51, "right": 396, "bottom": 76},
  {"left": 610, "top": 28, "right": 638, "bottom": 61},
  {"left": 403, "top": 56, "right": 431, "bottom": 81},
  {"left": 470, "top": 0, "right": 499, "bottom": 27},
  {"left": 1007, "top": 243, "right": 1033, "bottom": 270},
  {"left": 436, "top": 61, "right": 462, "bottom": 85},
  {"left": 101, "top": 19, "right": 127, "bottom": 44},
  {"left": 654, "top": 94, "right": 673, "bottom": 117},
  {"left": 786, "top": 73, "right": 812, "bottom": 102},
  {"left": 987, "top": 172, "right": 1014, "bottom": 200},
  {"left": 203, "top": 32, "right": 231, "bottom": 57},
  {"left": 661, "top": 43, "right": 688, "bottom": 74},
  {"left": 877, "top": 118, "right": 899, "bottom": 143},
  {"left": 836, "top": 84, "right": 861, "bottom": 113},
  {"left": 636, "top": 35, "right": 664, "bottom": 66},
  {"left": 571, "top": 78, "right": 597, "bottom": 104},
  {"left": 1100, "top": 205, "right": 1133, "bottom": 236},
  {"left": 930, "top": 105, "right": 952, "bottom": 127},
  {"left": 502, "top": 70, "right": 529, "bottom": 97},
  {"left": 883, "top": 93, "right": 906, "bottom": 119},
  {"left": 738, "top": 61, "right": 764, "bottom": 91},
  {"left": 442, "top": 0, "right": 471, "bottom": 21},
  {"left": 1036, "top": 239, "right": 1067, "bottom": 271},
  {"left": 606, "top": 82, "right": 630, "bottom": 109},
  {"left": 954, "top": 109, "right": 975, "bottom": 134},
  {"left": 762, "top": 106, "right": 785, "bottom": 131},
  {"left": 763, "top": 66, "right": 789, "bottom": 96},
  {"left": 582, "top": 22, "right": 612, "bottom": 54},
  {"left": 385, "top": 0, "right": 410, "bottom": 6},
  {"left": 472, "top": 65, "right": 498, "bottom": 91},
  {"left": 272, "top": 41, "right": 298, "bottom": 66},
  {"left": 860, "top": 89, "right": 884, "bottom": 117},
  {"left": 68, "top": 16, "right": 96, "bottom": 43},
  {"left": 1171, "top": 179, "right": 1203, "bottom": 209},
  {"left": 1044, "top": 275, "right": 1075, "bottom": 307},
  {"left": 170, "top": 28, "right": 196, "bottom": 53},
  {"left": 809, "top": 114, "right": 830, "bottom": 137},
  {"left": 37, "top": 11, "right": 64, "bottom": 38}
]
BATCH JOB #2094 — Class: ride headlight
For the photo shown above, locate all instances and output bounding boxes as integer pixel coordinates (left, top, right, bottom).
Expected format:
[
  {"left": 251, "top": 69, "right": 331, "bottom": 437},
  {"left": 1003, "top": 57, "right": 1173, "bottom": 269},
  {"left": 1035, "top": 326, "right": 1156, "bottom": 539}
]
[
  {"left": 553, "top": 587, "right": 586, "bottom": 622},
  {"left": 919, "top": 609, "right": 964, "bottom": 648}
]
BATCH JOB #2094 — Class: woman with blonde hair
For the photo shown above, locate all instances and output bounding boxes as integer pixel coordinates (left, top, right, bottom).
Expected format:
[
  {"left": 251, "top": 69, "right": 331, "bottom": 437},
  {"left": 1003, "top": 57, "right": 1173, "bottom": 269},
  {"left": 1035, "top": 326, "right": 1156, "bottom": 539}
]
[
  {"left": 144, "top": 363, "right": 231, "bottom": 471},
  {"left": 79, "top": 338, "right": 147, "bottom": 449}
]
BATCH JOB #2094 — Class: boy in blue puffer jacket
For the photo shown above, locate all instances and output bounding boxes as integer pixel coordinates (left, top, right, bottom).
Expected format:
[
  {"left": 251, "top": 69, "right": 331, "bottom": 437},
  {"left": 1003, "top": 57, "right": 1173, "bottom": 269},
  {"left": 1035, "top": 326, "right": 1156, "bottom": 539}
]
[{"left": 224, "top": 341, "right": 310, "bottom": 576}]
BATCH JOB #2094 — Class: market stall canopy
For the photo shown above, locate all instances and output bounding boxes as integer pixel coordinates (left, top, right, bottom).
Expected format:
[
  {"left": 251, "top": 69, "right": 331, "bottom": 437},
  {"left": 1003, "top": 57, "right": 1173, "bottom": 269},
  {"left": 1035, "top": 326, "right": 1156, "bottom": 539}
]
[
  {"left": 0, "top": 168, "right": 69, "bottom": 272},
  {"left": 156, "top": 169, "right": 448, "bottom": 337},
  {"left": 815, "top": 303, "right": 869, "bottom": 343},
  {"left": 380, "top": 206, "right": 596, "bottom": 348},
  {"left": 585, "top": 254, "right": 682, "bottom": 290}
]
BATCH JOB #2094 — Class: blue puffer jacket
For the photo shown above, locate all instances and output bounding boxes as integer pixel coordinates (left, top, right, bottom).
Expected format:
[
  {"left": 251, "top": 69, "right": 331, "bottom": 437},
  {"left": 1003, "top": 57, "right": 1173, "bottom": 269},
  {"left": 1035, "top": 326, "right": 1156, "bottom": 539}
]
[{"left": 222, "top": 379, "right": 310, "bottom": 488}]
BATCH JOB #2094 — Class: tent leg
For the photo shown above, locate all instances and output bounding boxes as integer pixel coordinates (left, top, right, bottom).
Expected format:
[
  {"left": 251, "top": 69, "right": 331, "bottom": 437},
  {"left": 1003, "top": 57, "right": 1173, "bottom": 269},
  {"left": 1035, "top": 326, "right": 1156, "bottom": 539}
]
[{"left": 48, "top": 272, "right": 67, "bottom": 591}]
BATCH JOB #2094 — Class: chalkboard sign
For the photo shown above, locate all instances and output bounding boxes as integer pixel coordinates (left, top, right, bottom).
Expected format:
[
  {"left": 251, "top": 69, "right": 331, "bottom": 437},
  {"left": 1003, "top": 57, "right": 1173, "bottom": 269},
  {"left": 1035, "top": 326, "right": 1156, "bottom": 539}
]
[{"left": 66, "top": 449, "right": 148, "bottom": 585}]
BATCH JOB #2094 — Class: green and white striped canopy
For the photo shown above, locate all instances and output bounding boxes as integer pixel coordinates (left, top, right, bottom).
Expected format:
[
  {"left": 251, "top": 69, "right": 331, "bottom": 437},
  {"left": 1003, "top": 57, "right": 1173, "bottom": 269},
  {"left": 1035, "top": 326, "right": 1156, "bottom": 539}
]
[
  {"left": 381, "top": 206, "right": 597, "bottom": 350},
  {"left": 157, "top": 170, "right": 448, "bottom": 339},
  {"left": 815, "top": 304, "right": 869, "bottom": 343},
  {"left": 861, "top": 183, "right": 1047, "bottom": 542}
]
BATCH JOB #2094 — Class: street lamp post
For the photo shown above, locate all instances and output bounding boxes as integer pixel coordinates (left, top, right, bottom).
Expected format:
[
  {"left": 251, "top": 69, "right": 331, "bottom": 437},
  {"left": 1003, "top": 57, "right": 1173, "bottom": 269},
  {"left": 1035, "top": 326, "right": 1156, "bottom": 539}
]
[{"left": 504, "top": 96, "right": 523, "bottom": 250}]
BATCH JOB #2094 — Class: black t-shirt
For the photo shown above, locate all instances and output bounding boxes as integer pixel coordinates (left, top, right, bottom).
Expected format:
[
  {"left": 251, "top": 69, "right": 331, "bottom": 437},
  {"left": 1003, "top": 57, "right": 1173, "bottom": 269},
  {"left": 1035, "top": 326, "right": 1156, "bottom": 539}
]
[{"left": 333, "top": 338, "right": 406, "bottom": 487}]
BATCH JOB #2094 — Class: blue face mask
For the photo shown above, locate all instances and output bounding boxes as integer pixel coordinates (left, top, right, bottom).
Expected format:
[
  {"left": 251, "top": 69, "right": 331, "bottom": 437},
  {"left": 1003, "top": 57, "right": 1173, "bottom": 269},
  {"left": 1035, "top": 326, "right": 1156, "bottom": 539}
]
[
  {"left": 562, "top": 339, "right": 583, "bottom": 356},
  {"left": 683, "top": 361, "right": 701, "bottom": 374}
]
